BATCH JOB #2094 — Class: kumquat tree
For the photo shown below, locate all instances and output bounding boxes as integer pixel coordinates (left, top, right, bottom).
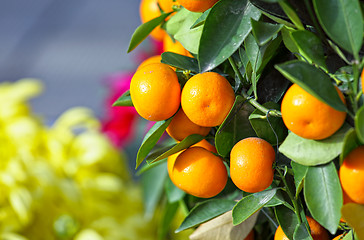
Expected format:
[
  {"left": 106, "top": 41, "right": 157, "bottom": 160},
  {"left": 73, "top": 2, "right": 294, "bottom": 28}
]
[{"left": 115, "top": 0, "right": 364, "bottom": 239}]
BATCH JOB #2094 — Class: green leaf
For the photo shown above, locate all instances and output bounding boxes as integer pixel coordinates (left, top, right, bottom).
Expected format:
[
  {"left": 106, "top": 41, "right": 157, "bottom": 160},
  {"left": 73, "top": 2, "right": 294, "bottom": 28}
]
[
  {"left": 161, "top": 52, "right": 199, "bottom": 73},
  {"left": 128, "top": 12, "right": 172, "bottom": 53},
  {"left": 340, "top": 128, "right": 362, "bottom": 165},
  {"left": 136, "top": 159, "right": 167, "bottom": 176},
  {"left": 291, "top": 30, "right": 327, "bottom": 69},
  {"left": 176, "top": 199, "right": 236, "bottom": 233},
  {"left": 249, "top": 102, "right": 287, "bottom": 145},
  {"left": 215, "top": 96, "right": 256, "bottom": 157},
  {"left": 275, "top": 60, "right": 347, "bottom": 112},
  {"left": 112, "top": 90, "right": 133, "bottom": 107},
  {"left": 245, "top": 34, "right": 262, "bottom": 72},
  {"left": 291, "top": 161, "right": 308, "bottom": 198},
  {"left": 141, "top": 162, "right": 168, "bottom": 218},
  {"left": 275, "top": 205, "right": 299, "bottom": 240},
  {"left": 278, "top": 1, "right": 304, "bottom": 30},
  {"left": 257, "top": 35, "right": 282, "bottom": 75},
  {"left": 355, "top": 104, "right": 364, "bottom": 143},
  {"left": 136, "top": 119, "right": 172, "bottom": 169},
  {"left": 146, "top": 134, "right": 204, "bottom": 163},
  {"left": 304, "top": 162, "right": 342, "bottom": 234},
  {"left": 313, "top": 0, "right": 363, "bottom": 56},
  {"left": 165, "top": 177, "right": 185, "bottom": 203},
  {"left": 293, "top": 222, "right": 313, "bottom": 240},
  {"left": 158, "top": 201, "right": 179, "bottom": 240},
  {"left": 251, "top": 19, "right": 283, "bottom": 46},
  {"left": 232, "top": 188, "right": 277, "bottom": 225},
  {"left": 265, "top": 189, "right": 288, "bottom": 208},
  {"left": 279, "top": 124, "right": 349, "bottom": 166},
  {"left": 166, "top": 8, "right": 203, "bottom": 54},
  {"left": 281, "top": 27, "right": 300, "bottom": 54},
  {"left": 198, "top": 0, "right": 261, "bottom": 72},
  {"left": 190, "top": 9, "right": 210, "bottom": 29}
]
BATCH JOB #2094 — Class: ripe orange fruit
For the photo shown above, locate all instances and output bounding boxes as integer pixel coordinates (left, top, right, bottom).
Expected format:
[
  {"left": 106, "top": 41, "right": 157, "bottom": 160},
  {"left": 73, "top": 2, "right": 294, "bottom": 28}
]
[
  {"left": 274, "top": 216, "right": 329, "bottom": 240},
  {"left": 140, "top": 0, "right": 178, "bottom": 41},
  {"left": 158, "top": 0, "right": 180, "bottom": 13},
  {"left": 230, "top": 137, "right": 275, "bottom": 193},
  {"left": 163, "top": 34, "right": 192, "bottom": 57},
  {"left": 333, "top": 234, "right": 343, "bottom": 240},
  {"left": 137, "top": 55, "right": 162, "bottom": 70},
  {"left": 130, "top": 63, "right": 181, "bottom": 121},
  {"left": 166, "top": 108, "right": 211, "bottom": 141},
  {"left": 339, "top": 145, "right": 364, "bottom": 204},
  {"left": 168, "top": 146, "right": 227, "bottom": 198},
  {"left": 244, "top": 230, "right": 255, "bottom": 240},
  {"left": 281, "top": 83, "right": 346, "bottom": 140},
  {"left": 178, "top": 0, "right": 220, "bottom": 12},
  {"left": 167, "top": 139, "right": 216, "bottom": 180},
  {"left": 181, "top": 72, "right": 235, "bottom": 127}
]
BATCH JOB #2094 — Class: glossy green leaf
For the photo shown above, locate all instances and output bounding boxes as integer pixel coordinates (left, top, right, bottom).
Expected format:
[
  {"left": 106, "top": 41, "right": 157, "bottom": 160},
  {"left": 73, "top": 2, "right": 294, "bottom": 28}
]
[
  {"left": 265, "top": 189, "right": 288, "bottom": 208},
  {"left": 291, "top": 30, "right": 326, "bottom": 69},
  {"left": 279, "top": 124, "right": 349, "bottom": 166},
  {"left": 257, "top": 35, "right": 282, "bottom": 75},
  {"left": 146, "top": 134, "right": 204, "bottom": 163},
  {"left": 215, "top": 96, "right": 256, "bottom": 157},
  {"left": 190, "top": 9, "right": 210, "bottom": 29},
  {"left": 161, "top": 52, "right": 199, "bottom": 73},
  {"left": 245, "top": 34, "right": 262, "bottom": 72},
  {"left": 176, "top": 199, "right": 236, "bottom": 233},
  {"left": 232, "top": 188, "right": 277, "bottom": 225},
  {"left": 141, "top": 162, "right": 168, "bottom": 218},
  {"left": 281, "top": 27, "right": 300, "bottom": 54},
  {"left": 278, "top": 1, "right": 304, "bottom": 30},
  {"left": 340, "top": 128, "right": 362, "bottom": 165},
  {"left": 158, "top": 201, "right": 179, "bottom": 240},
  {"left": 249, "top": 102, "right": 287, "bottom": 145},
  {"left": 304, "top": 162, "right": 342, "bottom": 234},
  {"left": 275, "top": 60, "right": 347, "bottom": 112},
  {"left": 165, "top": 177, "right": 185, "bottom": 203},
  {"left": 275, "top": 205, "right": 299, "bottom": 240},
  {"left": 293, "top": 222, "right": 313, "bottom": 240},
  {"left": 199, "top": 0, "right": 261, "bottom": 72},
  {"left": 128, "top": 12, "right": 171, "bottom": 53},
  {"left": 251, "top": 19, "right": 283, "bottom": 46},
  {"left": 136, "top": 119, "right": 172, "bottom": 169},
  {"left": 313, "top": 0, "right": 363, "bottom": 56},
  {"left": 166, "top": 8, "right": 203, "bottom": 54},
  {"left": 355, "top": 104, "right": 364, "bottom": 143},
  {"left": 112, "top": 91, "right": 133, "bottom": 107},
  {"left": 136, "top": 159, "right": 167, "bottom": 176},
  {"left": 291, "top": 161, "right": 308, "bottom": 198}
]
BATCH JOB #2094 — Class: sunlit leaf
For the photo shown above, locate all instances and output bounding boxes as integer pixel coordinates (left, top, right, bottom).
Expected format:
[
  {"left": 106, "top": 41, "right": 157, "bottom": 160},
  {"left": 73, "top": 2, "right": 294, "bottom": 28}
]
[
  {"left": 279, "top": 124, "right": 349, "bottom": 166},
  {"left": 128, "top": 12, "right": 172, "bottom": 53},
  {"left": 313, "top": 0, "right": 363, "bottom": 56},
  {"left": 176, "top": 199, "right": 236, "bottom": 232},
  {"left": 304, "top": 162, "right": 342, "bottom": 234}
]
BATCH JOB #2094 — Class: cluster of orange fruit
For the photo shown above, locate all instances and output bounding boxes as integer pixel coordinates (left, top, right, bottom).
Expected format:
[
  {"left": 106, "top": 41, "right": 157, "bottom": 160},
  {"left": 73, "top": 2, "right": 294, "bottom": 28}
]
[{"left": 133, "top": 1, "right": 364, "bottom": 239}]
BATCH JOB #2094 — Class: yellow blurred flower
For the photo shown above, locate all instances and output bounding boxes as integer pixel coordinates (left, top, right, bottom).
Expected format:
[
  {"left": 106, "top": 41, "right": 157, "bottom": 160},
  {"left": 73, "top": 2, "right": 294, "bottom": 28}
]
[{"left": 0, "top": 79, "right": 160, "bottom": 240}]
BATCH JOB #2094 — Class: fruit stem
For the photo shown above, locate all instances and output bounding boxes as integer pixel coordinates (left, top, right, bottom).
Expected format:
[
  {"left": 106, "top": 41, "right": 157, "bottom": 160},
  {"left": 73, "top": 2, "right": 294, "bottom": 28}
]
[
  {"left": 276, "top": 167, "right": 302, "bottom": 225},
  {"left": 248, "top": 98, "right": 282, "bottom": 118}
]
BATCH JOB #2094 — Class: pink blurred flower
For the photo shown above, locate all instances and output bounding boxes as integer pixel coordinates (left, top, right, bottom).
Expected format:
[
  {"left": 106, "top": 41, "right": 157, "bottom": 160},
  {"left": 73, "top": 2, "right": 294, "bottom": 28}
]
[{"left": 102, "top": 72, "right": 139, "bottom": 148}]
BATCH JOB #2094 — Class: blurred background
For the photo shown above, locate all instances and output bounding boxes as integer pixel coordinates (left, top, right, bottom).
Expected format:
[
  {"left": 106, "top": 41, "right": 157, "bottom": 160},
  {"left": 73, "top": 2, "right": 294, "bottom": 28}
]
[
  {"left": 0, "top": 0, "right": 140, "bottom": 120},
  {"left": 0, "top": 1, "right": 186, "bottom": 239}
]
